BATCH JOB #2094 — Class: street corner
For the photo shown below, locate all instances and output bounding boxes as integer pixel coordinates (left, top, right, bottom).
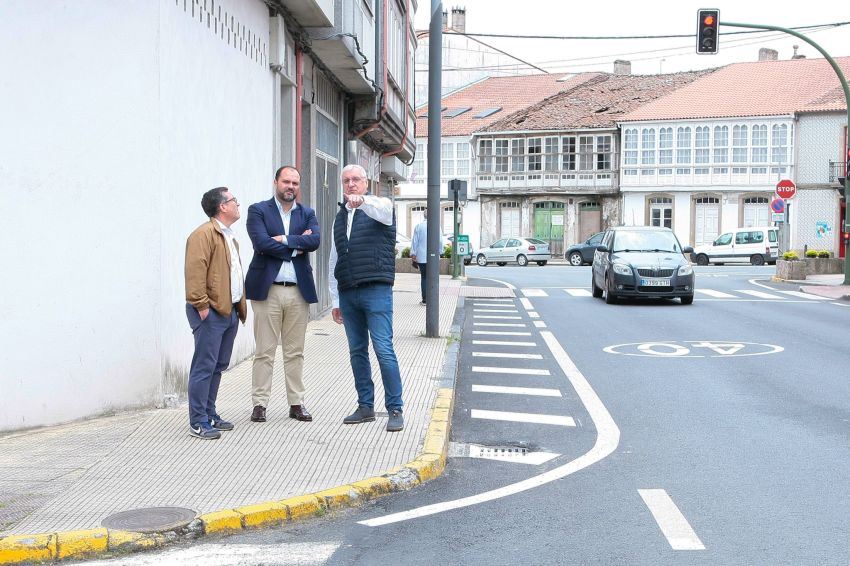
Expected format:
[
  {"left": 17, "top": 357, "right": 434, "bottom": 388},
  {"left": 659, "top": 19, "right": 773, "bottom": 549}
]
[{"left": 0, "top": 533, "right": 55, "bottom": 565}]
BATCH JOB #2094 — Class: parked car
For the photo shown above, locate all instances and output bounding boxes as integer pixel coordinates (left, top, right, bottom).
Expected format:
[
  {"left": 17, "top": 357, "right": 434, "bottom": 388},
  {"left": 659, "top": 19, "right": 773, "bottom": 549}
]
[
  {"left": 475, "top": 237, "right": 551, "bottom": 266},
  {"left": 690, "top": 226, "right": 779, "bottom": 266},
  {"left": 446, "top": 235, "right": 473, "bottom": 265},
  {"left": 565, "top": 232, "right": 605, "bottom": 266},
  {"left": 395, "top": 233, "right": 411, "bottom": 258},
  {"left": 591, "top": 226, "right": 695, "bottom": 304}
]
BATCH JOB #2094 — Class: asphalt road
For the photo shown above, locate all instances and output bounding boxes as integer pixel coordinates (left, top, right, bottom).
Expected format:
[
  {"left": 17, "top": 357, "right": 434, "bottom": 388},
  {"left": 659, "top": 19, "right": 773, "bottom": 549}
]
[{"left": 83, "top": 265, "right": 850, "bottom": 565}]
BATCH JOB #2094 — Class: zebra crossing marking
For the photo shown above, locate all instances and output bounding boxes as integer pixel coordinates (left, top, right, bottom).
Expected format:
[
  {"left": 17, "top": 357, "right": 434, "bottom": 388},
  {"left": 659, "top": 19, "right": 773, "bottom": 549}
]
[{"left": 471, "top": 409, "right": 576, "bottom": 427}]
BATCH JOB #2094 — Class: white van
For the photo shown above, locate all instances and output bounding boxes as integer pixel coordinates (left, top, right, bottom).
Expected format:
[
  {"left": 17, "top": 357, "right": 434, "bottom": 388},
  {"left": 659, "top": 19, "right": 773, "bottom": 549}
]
[{"left": 691, "top": 227, "right": 779, "bottom": 266}]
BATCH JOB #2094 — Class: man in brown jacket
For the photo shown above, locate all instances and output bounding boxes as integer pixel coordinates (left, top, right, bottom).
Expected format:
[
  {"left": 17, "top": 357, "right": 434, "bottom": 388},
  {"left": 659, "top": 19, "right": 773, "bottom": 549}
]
[{"left": 185, "top": 187, "right": 247, "bottom": 440}]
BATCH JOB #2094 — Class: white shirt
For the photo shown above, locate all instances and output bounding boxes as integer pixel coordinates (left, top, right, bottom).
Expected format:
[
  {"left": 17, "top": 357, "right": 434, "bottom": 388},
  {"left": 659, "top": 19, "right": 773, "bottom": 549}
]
[
  {"left": 328, "top": 194, "right": 394, "bottom": 308},
  {"left": 215, "top": 219, "right": 244, "bottom": 303},
  {"left": 274, "top": 199, "right": 299, "bottom": 283}
]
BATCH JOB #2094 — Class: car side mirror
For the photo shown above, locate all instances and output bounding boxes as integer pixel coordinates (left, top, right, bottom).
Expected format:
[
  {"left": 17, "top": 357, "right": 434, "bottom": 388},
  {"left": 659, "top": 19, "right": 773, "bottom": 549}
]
[
  {"left": 596, "top": 245, "right": 609, "bottom": 253},
  {"left": 682, "top": 246, "right": 694, "bottom": 254}
]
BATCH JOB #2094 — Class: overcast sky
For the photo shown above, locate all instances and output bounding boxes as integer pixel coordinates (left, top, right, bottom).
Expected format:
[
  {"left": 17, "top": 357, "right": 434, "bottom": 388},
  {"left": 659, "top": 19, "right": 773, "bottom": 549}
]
[{"left": 413, "top": 1, "right": 850, "bottom": 75}]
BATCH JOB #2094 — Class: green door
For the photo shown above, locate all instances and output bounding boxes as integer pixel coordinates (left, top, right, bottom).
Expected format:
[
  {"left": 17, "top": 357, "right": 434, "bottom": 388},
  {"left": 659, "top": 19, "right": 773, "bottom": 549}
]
[{"left": 533, "top": 202, "right": 565, "bottom": 256}]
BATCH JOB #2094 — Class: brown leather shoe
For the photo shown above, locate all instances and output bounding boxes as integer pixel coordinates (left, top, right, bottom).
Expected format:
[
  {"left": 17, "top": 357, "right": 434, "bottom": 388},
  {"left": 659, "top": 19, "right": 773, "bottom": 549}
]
[
  {"left": 250, "top": 405, "right": 266, "bottom": 422},
  {"left": 289, "top": 405, "right": 313, "bottom": 422}
]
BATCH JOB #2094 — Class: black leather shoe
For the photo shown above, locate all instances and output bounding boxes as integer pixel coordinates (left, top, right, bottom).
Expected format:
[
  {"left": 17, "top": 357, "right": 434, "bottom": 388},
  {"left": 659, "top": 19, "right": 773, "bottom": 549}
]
[
  {"left": 250, "top": 405, "right": 266, "bottom": 422},
  {"left": 289, "top": 405, "right": 313, "bottom": 422}
]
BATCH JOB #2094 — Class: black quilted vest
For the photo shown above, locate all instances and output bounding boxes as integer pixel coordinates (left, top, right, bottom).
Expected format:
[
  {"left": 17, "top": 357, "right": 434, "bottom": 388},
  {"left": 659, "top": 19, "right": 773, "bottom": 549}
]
[{"left": 333, "top": 202, "right": 396, "bottom": 290}]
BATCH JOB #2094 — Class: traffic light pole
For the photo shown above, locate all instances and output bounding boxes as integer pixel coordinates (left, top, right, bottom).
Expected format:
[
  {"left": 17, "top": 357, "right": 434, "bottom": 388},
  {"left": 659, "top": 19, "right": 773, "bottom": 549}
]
[{"left": 721, "top": 21, "right": 850, "bottom": 284}]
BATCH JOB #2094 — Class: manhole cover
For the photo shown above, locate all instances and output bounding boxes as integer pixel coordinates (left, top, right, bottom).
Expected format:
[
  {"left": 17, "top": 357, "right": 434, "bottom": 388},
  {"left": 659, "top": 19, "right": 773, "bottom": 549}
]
[{"left": 101, "top": 506, "right": 196, "bottom": 533}]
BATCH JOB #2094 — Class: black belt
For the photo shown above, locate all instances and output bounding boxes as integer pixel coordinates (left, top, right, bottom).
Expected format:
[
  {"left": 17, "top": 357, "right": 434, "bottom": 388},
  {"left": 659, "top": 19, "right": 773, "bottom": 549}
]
[{"left": 273, "top": 281, "right": 297, "bottom": 287}]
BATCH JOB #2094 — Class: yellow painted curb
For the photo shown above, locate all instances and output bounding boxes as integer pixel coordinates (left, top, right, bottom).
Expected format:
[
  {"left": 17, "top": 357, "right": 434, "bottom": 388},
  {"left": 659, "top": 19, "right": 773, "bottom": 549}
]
[
  {"left": 236, "top": 501, "right": 287, "bottom": 529},
  {"left": 350, "top": 476, "right": 394, "bottom": 497},
  {"left": 199, "top": 509, "right": 243, "bottom": 534},
  {"left": 57, "top": 528, "right": 108, "bottom": 559},
  {"left": 314, "top": 485, "right": 362, "bottom": 510},
  {"left": 0, "top": 534, "right": 55, "bottom": 565},
  {"left": 406, "top": 453, "right": 445, "bottom": 483},
  {"left": 281, "top": 494, "right": 325, "bottom": 521},
  {"left": 108, "top": 530, "right": 167, "bottom": 552}
]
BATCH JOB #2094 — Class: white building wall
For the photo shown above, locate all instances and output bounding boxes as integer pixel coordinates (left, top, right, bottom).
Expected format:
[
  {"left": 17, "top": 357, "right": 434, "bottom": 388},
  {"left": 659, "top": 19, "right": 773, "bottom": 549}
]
[
  {"left": 0, "top": 0, "right": 273, "bottom": 431},
  {"left": 797, "top": 113, "right": 845, "bottom": 184}
]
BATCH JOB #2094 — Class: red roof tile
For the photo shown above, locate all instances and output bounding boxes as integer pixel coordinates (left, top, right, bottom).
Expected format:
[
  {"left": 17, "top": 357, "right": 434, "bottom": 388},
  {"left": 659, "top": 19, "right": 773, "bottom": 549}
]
[
  {"left": 415, "top": 73, "right": 601, "bottom": 137},
  {"left": 621, "top": 56, "right": 850, "bottom": 121}
]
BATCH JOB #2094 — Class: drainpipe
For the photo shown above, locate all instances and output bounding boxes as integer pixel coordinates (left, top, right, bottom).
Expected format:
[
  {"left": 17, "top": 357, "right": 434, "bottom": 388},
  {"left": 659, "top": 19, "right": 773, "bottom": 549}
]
[{"left": 295, "top": 47, "right": 303, "bottom": 170}]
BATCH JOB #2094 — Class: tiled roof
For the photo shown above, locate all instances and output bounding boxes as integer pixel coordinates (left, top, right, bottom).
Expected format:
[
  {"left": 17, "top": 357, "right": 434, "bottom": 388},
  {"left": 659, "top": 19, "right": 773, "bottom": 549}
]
[
  {"left": 415, "top": 73, "right": 601, "bottom": 137},
  {"left": 621, "top": 56, "right": 850, "bottom": 122},
  {"left": 480, "top": 71, "right": 714, "bottom": 133}
]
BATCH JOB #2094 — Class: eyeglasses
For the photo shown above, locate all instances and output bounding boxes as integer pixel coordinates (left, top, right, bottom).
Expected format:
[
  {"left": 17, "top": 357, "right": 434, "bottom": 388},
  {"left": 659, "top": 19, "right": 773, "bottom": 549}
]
[{"left": 222, "top": 197, "right": 239, "bottom": 206}]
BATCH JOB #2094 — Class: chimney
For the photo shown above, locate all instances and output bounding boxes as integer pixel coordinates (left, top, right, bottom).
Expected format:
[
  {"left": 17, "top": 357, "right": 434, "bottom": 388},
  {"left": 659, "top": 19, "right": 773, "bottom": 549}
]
[
  {"left": 613, "top": 60, "right": 631, "bottom": 75},
  {"left": 442, "top": 9, "right": 448, "bottom": 30},
  {"left": 451, "top": 7, "right": 466, "bottom": 33},
  {"left": 791, "top": 45, "right": 806, "bottom": 59},
  {"left": 758, "top": 48, "right": 778, "bottom": 61}
]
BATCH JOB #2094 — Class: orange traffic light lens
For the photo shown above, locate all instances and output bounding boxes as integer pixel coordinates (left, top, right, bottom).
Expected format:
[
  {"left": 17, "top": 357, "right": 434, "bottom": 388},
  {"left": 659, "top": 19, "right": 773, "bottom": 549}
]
[{"left": 703, "top": 15, "right": 715, "bottom": 25}]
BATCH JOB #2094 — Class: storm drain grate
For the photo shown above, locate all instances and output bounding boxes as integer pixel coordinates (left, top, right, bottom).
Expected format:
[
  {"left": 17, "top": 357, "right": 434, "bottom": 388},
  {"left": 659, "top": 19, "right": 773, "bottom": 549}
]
[
  {"left": 449, "top": 442, "right": 559, "bottom": 466},
  {"left": 101, "top": 506, "right": 196, "bottom": 533}
]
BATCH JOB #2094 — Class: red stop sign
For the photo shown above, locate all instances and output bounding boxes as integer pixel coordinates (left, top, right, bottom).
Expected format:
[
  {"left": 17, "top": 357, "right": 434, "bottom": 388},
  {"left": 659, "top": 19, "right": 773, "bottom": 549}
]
[{"left": 776, "top": 179, "right": 796, "bottom": 199}]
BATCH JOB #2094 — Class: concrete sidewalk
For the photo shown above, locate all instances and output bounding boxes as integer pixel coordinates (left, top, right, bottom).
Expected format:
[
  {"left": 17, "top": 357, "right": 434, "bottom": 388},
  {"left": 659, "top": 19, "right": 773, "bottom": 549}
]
[
  {"left": 793, "top": 274, "right": 850, "bottom": 300},
  {"left": 0, "top": 274, "right": 462, "bottom": 564}
]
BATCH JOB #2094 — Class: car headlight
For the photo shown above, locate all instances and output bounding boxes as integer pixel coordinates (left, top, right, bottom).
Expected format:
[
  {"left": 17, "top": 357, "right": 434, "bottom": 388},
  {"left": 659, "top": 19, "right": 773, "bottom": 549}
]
[
  {"left": 612, "top": 263, "right": 632, "bottom": 275},
  {"left": 678, "top": 264, "right": 693, "bottom": 276}
]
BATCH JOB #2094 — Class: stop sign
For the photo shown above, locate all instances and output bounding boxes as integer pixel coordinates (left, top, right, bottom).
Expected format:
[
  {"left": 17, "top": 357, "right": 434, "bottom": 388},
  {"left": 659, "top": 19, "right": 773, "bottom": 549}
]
[{"left": 776, "top": 179, "right": 796, "bottom": 199}]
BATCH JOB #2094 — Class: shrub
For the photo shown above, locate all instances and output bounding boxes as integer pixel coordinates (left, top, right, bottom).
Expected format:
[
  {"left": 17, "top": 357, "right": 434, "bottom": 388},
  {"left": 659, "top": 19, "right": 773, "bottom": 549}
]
[
  {"left": 818, "top": 250, "right": 831, "bottom": 258},
  {"left": 805, "top": 249, "right": 819, "bottom": 258},
  {"left": 441, "top": 244, "right": 452, "bottom": 258},
  {"left": 783, "top": 251, "right": 800, "bottom": 261},
  {"left": 401, "top": 246, "right": 411, "bottom": 258}
]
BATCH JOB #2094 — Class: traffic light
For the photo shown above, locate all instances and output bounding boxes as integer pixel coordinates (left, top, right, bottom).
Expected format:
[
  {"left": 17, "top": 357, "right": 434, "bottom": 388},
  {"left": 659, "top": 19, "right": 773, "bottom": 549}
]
[{"left": 697, "top": 9, "right": 719, "bottom": 54}]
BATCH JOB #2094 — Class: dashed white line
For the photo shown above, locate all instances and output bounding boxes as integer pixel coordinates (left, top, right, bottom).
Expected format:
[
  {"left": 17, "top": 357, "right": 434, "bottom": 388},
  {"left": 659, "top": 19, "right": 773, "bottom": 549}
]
[
  {"left": 472, "top": 352, "right": 543, "bottom": 359},
  {"left": 471, "top": 384, "right": 562, "bottom": 397},
  {"left": 736, "top": 289, "right": 783, "bottom": 299},
  {"left": 471, "top": 340, "right": 537, "bottom": 347},
  {"left": 519, "top": 298, "right": 534, "bottom": 310},
  {"left": 471, "top": 409, "right": 576, "bottom": 427},
  {"left": 695, "top": 289, "right": 737, "bottom": 298},
  {"left": 528, "top": 312, "right": 540, "bottom": 318},
  {"left": 521, "top": 289, "right": 548, "bottom": 297},
  {"left": 472, "top": 331, "right": 532, "bottom": 336},
  {"left": 474, "top": 308, "right": 520, "bottom": 313},
  {"left": 533, "top": 321, "right": 547, "bottom": 328},
  {"left": 473, "top": 322, "right": 527, "bottom": 327},
  {"left": 638, "top": 489, "right": 705, "bottom": 551},
  {"left": 472, "top": 366, "right": 550, "bottom": 375},
  {"left": 563, "top": 288, "right": 592, "bottom": 297},
  {"left": 474, "top": 315, "right": 522, "bottom": 320},
  {"left": 778, "top": 290, "right": 831, "bottom": 300}
]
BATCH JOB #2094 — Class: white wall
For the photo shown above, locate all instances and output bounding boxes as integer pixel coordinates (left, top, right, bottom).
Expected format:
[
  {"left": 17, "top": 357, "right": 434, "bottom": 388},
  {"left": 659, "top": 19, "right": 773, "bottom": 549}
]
[{"left": 0, "top": 0, "right": 274, "bottom": 431}]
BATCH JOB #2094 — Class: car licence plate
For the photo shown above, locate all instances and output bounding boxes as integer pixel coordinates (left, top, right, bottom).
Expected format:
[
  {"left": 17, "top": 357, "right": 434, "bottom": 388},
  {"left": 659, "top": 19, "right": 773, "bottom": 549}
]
[{"left": 640, "top": 278, "right": 670, "bottom": 287}]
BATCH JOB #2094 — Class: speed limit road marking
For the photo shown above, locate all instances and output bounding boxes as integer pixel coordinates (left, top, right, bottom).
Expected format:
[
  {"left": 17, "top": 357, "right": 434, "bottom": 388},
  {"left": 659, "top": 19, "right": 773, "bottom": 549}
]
[{"left": 604, "top": 341, "right": 783, "bottom": 358}]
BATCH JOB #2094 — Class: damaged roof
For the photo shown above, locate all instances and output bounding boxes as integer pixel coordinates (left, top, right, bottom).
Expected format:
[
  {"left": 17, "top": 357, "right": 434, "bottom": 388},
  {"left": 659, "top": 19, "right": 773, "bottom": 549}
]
[
  {"left": 480, "top": 70, "right": 715, "bottom": 133},
  {"left": 415, "top": 73, "right": 602, "bottom": 137}
]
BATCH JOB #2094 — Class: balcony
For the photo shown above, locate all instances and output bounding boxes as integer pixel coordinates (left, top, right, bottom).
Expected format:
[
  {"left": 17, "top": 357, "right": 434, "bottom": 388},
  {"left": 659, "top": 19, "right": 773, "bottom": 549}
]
[
  {"left": 829, "top": 160, "right": 847, "bottom": 184},
  {"left": 271, "top": 0, "right": 333, "bottom": 27},
  {"left": 304, "top": 1, "right": 375, "bottom": 93},
  {"left": 476, "top": 171, "right": 616, "bottom": 195}
]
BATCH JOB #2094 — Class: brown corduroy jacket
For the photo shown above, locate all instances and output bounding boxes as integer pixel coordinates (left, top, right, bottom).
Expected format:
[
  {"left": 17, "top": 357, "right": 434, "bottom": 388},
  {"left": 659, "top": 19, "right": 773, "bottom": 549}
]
[{"left": 184, "top": 219, "right": 247, "bottom": 322}]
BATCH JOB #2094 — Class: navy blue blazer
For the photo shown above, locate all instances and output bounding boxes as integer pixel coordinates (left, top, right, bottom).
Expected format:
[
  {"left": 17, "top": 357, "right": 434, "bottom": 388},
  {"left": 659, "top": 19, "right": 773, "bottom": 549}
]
[{"left": 245, "top": 197, "right": 321, "bottom": 304}]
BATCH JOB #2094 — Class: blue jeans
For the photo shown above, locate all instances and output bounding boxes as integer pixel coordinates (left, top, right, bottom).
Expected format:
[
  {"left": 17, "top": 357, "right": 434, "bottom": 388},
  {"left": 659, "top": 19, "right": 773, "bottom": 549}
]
[
  {"left": 339, "top": 283, "right": 403, "bottom": 411},
  {"left": 186, "top": 304, "right": 239, "bottom": 426}
]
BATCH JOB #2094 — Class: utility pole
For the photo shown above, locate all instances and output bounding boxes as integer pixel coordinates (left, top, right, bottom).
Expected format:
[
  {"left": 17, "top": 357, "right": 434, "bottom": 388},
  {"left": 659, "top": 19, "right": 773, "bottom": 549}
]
[{"left": 425, "top": 0, "right": 442, "bottom": 337}]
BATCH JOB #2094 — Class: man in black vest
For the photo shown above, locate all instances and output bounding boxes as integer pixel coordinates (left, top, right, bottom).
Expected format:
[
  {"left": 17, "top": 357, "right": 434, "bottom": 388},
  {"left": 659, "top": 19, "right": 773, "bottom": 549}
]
[{"left": 329, "top": 164, "right": 403, "bottom": 432}]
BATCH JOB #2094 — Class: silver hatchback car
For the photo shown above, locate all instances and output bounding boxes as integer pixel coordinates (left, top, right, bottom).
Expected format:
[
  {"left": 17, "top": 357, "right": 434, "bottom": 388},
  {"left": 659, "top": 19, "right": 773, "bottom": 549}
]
[{"left": 475, "top": 237, "right": 551, "bottom": 267}]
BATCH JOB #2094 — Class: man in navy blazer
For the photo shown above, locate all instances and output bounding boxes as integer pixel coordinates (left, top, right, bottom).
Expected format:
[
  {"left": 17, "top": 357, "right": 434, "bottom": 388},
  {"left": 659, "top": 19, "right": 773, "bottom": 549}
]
[{"left": 245, "top": 166, "right": 320, "bottom": 423}]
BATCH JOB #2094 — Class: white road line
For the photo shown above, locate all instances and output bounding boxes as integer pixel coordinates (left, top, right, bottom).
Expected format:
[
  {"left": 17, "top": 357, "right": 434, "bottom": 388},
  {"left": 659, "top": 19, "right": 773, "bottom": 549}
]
[
  {"left": 472, "top": 352, "right": 543, "bottom": 359},
  {"left": 473, "top": 315, "right": 523, "bottom": 320},
  {"left": 736, "top": 289, "right": 783, "bottom": 299},
  {"left": 471, "top": 409, "right": 575, "bottom": 427},
  {"left": 519, "top": 298, "right": 534, "bottom": 310},
  {"left": 359, "top": 330, "right": 619, "bottom": 527},
  {"left": 533, "top": 321, "right": 547, "bottom": 328},
  {"left": 474, "top": 308, "right": 519, "bottom": 313},
  {"left": 564, "top": 288, "right": 592, "bottom": 297},
  {"left": 472, "top": 340, "right": 537, "bottom": 347},
  {"left": 472, "top": 331, "right": 532, "bottom": 336},
  {"left": 694, "top": 289, "right": 737, "bottom": 298},
  {"left": 521, "top": 289, "right": 548, "bottom": 297},
  {"left": 472, "top": 366, "right": 550, "bottom": 375},
  {"left": 778, "top": 290, "right": 831, "bottom": 300},
  {"left": 528, "top": 311, "right": 540, "bottom": 318},
  {"left": 472, "top": 384, "right": 562, "bottom": 397},
  {"left": 473, "top": 322, "right": 527, "bottom": 327},
  {"left": 638, "top": 489, "right": 705, "bottom": 551}
]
